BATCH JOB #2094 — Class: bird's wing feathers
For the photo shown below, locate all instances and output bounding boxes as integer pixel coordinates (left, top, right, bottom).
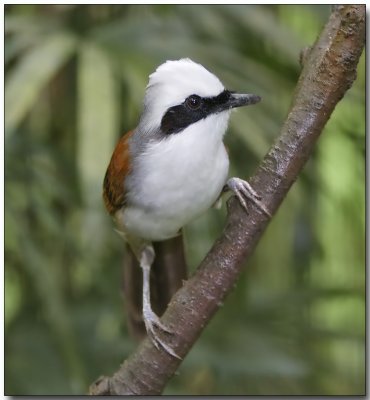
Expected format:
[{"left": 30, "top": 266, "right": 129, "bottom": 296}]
[{"left": 103, "top": 130, "right": 133, "bottom": 215}]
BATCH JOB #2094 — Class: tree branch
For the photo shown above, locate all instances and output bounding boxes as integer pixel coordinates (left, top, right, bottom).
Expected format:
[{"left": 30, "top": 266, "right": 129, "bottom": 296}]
[{"left": 89, "top": 5, "right": 365, "bottom": 395}]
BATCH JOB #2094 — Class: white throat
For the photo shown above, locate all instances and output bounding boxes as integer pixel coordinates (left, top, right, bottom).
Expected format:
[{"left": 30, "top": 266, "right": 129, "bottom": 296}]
[{"left": 122, "top": 112, "right": 231, "bottom": 240}]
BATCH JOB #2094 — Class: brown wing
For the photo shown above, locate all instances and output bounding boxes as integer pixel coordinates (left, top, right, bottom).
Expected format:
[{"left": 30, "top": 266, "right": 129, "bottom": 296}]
[{"left": 103, "top": 130, "right": 133, "bottom": 215}]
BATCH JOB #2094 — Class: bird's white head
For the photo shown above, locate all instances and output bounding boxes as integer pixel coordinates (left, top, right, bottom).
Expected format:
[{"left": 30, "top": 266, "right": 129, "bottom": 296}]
[{"left": 137, "top": 58, "right": 261, "bottom": 137}]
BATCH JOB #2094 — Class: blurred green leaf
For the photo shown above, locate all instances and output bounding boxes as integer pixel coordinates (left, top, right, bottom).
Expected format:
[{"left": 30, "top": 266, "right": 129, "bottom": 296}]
[
  {"left": 77, "top": 42, "right": 119, "bottom": 256},
  {"left": 5, "top": 32, "right": 76, "bottom": 135},
  {"left": 77, "top": 42, "right": 119, "bottom": 204}
]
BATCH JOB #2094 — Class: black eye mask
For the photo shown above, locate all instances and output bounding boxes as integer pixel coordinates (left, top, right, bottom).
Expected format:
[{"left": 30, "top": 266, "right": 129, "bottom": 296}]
[{"left": 160, "top": 90, "right": 233, "bottom": 135}]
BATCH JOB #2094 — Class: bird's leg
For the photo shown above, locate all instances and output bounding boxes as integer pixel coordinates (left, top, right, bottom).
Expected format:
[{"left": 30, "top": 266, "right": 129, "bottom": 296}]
[
  {"left": 140, "top": 245, "right": 181, "bottom": 359},
  {"left": 141, "top": 245, "right": 169, "bottom": 332},
  {"left": 226, "top": 177, "right": 271, "bottom": 217}
]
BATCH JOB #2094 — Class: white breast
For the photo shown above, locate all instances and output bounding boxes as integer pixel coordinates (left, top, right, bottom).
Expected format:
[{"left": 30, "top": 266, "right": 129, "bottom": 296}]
[{"left": 120, "top": 113, "right": 230, "bottom": 241}]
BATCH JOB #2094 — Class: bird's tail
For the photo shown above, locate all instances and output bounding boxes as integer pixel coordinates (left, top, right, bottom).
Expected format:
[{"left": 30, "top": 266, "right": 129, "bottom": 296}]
[{"left": 122, "top": 232, "right": 187, "bottom": 339}]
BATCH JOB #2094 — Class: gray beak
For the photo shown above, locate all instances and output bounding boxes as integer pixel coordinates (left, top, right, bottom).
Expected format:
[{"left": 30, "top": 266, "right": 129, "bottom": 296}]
[{"left": 228, "top": 92, "right": 261, "bottom": 109}]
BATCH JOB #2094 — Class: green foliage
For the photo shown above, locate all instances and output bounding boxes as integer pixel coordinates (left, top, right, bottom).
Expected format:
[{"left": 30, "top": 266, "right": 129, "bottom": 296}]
[{"left": 5, "top": 5, "right": 365, "bottom": 395}]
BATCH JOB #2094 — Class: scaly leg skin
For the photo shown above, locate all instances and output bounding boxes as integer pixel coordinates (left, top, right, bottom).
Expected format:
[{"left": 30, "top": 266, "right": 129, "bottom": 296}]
[
  {"left": 226, "top": 177, "right": 271, "bottom": 217},
  {"left": 140, "top": 245, "right": 181, "bottom": 359}
]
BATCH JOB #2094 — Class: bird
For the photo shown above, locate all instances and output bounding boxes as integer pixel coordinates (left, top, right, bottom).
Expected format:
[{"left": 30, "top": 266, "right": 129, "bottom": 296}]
[{"left": 103, "top": 58, "right": 269, "bottom": 358}]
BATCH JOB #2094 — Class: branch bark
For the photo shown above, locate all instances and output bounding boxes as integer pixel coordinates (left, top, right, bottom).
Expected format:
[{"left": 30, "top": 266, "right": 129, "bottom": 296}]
[{"left": 89, "top": 5, "right": 365, "bottom": 395}]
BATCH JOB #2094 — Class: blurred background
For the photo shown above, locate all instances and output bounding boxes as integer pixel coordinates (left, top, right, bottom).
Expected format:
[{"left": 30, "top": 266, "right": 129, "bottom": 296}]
[{"left": 5, "top": 4, "right": 365, "bottom": 395}]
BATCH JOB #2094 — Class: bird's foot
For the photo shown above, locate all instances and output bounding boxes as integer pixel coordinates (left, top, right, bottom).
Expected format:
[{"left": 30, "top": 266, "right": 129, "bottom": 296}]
[
  {"left": 227, "top": 177, "right": 271, "bottom": 217},
  {"left": 143, "top": 307, "right": 181, "bottom": 359}
]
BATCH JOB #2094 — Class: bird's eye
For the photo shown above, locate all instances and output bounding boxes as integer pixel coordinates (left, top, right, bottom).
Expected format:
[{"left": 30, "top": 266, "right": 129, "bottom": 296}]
[{"left": 186, "top": 95, "right": 202, "bottom": 110}]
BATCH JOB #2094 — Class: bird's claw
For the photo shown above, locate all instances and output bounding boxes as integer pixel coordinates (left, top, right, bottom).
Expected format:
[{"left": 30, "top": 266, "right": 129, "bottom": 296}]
[
  {"left": 227, "top": 177, "right": 271, "bottom": 217},
  {"left": 143, "top": 308, "right": 181, "bottom": 359}
]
